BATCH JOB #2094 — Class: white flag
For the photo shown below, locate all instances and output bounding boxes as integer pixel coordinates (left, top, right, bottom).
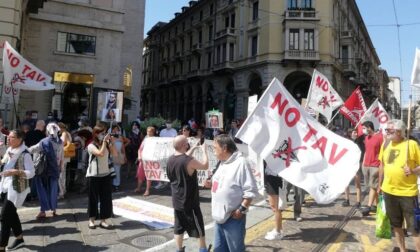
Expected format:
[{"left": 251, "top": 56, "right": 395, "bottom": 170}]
[
  {"left": 306, "top": 69, "right": 343, "bottom": 122},
  {"left": 2, "top": 41, "right": 54, "bottom": 91},
  {"left": 412, "top": 48, "right": 420, "bottom": 86},
  {"left": 236, "top": 78, "right": 361, "bottom": 204},
  {"left": 359, "top": 98, "right": 390, "bottom": 132}
]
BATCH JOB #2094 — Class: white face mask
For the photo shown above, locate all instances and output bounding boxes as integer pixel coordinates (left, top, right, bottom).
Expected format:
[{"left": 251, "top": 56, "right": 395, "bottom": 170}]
[
  {"left": 132, "top": 128, "right": 139, "bottom": 134},
  {"left": 78, "top": 121, "right": 83, "bottom": 127},
  {"left": 166, "top": 123, "right": 172, "bottom": 129},
  {"left": 362, "top": 129, "right": 368, "bottom": 135},
  {"left": 97, "top": 133, "right": 105, "bottom": 142}
]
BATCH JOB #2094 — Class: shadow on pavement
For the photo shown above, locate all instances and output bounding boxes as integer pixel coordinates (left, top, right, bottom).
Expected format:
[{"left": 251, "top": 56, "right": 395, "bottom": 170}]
[
  {"left": 24, "top": 226, "right": 79, "bottom": 237},
  {"left": 24, "top": 240, "right": 108, "bottom": 251},
  {"left": 286, "top": 228, "right": 358, "bottom": 244}
]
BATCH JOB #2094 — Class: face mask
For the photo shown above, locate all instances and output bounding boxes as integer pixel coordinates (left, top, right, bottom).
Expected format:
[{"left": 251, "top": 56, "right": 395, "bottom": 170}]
[
  {"left": 48, "top": 116, "right": 53, "bottom": 119},
  {"left": 78, "top": 121, "right": 83, "bottom": 127},
  {"left": 166, "top": 124, "right": 172, "bottom": 129},
  {"left": 132, "top": 128, "right": 140, "bottom": 134},
  {"left": 97, "top": 134, "right": 105, "bottom": 142},
  {"left": 362, "top": 129, "right": 368, "bottom": 135},
  {"left": 351, "top": 135, "right": 357, "bottom": 140}
]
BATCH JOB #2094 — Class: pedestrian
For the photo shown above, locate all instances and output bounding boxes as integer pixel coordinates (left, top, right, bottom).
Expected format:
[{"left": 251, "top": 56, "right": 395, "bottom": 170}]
[
  {"left": 109, "top": 124, "right": 127, "bottom": 192},
  {"left": 342, "top": 128, "right": 364, "bottom": 207},
  {"left": 211, "top": 134, "right": 258, "bottom": 252},
  {"left": 160, "top": 120, "right": 178, "bottom": 137},
  {"left": 25, "top": 120, "right": 46, "bottom": 148},
  {"left": 166, "top": 135, "right": 209, "bottom": 252},
  {"left": 361, "top": 121, "right": 383, "bottom": 216},
  {"left": 134, "top": 126, "right": 154, "bottom": 196},
  {"left": 285, "top": 182, "right": 305, "bottom": 222},
  {"left": 57, "top": 122, "right": 72, "bottom": 199},
  {"left": 0, "top": 129, "right": 35, "bottom": 251},
  {"left": 181, "top": 125, "right": 192, "bottom": 138},
  {"left": 126, "top": 121, "right": 142, "bottom": 178},
  {"left": 264, "top": 169, "right": 284, "bottom": 240},
  {"left": 378, "top": 119, "right": 420, "bottom": 251},
  {"left": 86, "top": 124, "right": 117, "bottom": 229},
  {"left": 29, "top": 123, "right": 64, "bottom": 219}
]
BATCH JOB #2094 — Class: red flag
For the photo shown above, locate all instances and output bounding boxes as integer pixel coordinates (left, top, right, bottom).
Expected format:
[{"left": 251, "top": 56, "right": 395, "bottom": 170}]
[{"left": 339, "top": 87, "right": 367, "bottom": 125}]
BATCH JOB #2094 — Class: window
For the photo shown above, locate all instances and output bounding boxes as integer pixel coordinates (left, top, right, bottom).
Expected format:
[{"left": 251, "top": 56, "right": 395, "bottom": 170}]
[
  {"left": 57, "top": 32, "right": 96, "bottom": 56},
  {"left": 216, "top": 45, "right": 221, "bottom": 63},
  {"left": 229, "top": 43, "right": 234, "bottom": 61},
  {"left": 289, "top": 29, "right": 299, "bottom": 50},
  {"left": 222, "top": 43, "right": 227, "bottom": 62},
  {"left": 231, "top": 14, "right": 235, "bottom": 27},
  {"left": 342, "top": 46, "right": 349, "bottom": 64},
  {"left": 251, "top": 36, "right": 258, "bottom": 56},
  {"left": 225, "top": 16, "right": 230, "bottom": 28},
  {"left": 198, "top": 30, "right": 202, "bottom": 44},
  {"left": 304, "top": 29, "right": 314, "bottom": 50},
  {"left": 181, "top": 38, "right": 185, "bottom": 52},
  {"left": 288, "top": 0, "right": 298, "bottom": 9},
  {"left": 188, "top": 59, "right": 192, "bottom": 71},
  {"left": 208, "top": 25, "right": 213, "bottom": 40},
  {"left": 252, "top": 1, "right": 259, "bottom": 21},
  {"left": 302, "top": 0, "right": 313, "bottom": 9},
  {"left": 182, "top": 22, "right": 185, "bottom": 31},
  {"left": 207, "top": 52, "right": 212, "bottom": 68},
  {"left": 197, "top": 55, "right": 201, "bottom": 69},
  {"left": 210, "top": 4, "right": 214, "bottom": 15},
  {"left": 189, "top": 35, "right": 193, "bottom": 49},
  {"left": 200, "top": 10, "right": 203, "bottom": 21}
]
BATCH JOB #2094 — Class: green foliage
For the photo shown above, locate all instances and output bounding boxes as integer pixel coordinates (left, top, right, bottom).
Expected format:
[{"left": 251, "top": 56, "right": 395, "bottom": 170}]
[{"left": 139, "top": 117, "right": 181, "bottom": 133}]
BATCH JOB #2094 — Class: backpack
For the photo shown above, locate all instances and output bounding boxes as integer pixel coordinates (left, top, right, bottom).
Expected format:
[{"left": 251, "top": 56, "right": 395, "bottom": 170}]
[{"left": 33, "top": 151, "right": 48, "bottom": 177}]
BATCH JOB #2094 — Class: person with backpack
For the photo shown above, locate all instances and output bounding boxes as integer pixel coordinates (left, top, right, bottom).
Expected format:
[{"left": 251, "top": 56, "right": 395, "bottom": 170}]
[
  {"left": 86, "top": 124, "right": 117, "bottom": 229},
  {"left": 29, "top": 123, "right": 64, "bottom": 219},
  {"left": 0, "top": 129, "right": 35, "bottom": 251}
]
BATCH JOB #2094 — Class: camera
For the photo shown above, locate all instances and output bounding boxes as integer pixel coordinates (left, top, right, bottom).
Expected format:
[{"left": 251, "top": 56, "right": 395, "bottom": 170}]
[{"left": 110, "top": 133, "right": 119, "bottom": 138}]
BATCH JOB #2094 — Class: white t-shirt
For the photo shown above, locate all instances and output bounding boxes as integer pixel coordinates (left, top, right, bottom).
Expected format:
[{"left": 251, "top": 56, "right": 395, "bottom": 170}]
[{"left": 87, "top": 143, "right": 110, "bottom": 177}]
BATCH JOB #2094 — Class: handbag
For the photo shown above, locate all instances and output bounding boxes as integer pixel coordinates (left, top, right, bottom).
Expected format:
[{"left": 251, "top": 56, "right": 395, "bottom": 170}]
[
  {"left": 375, "top": 194, "right": 392, "bottom": 239},
  {"left": 63, "top": 142, "right": 76, "bottom": 158},
  {"left": 278, "top": 184, "right": 288, "bottom": 210}
]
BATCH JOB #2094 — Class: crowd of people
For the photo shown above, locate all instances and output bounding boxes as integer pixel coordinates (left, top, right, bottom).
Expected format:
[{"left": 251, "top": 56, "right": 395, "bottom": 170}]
[{"left": 0, "top": 112, "right": 420, "bottom": 251}]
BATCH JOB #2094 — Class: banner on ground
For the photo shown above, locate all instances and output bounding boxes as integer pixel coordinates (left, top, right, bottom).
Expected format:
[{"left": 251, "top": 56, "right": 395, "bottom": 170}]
[
  {"left": 306, "top": 69, "right": 343, "bottom": 122},
  {"left": 113, "top": 196, "right": 174, "bottom": 229},
  {"left": 339, "top": 87, "right": 367, "bottom": 126},
  {"left": 2, "top": 41, "right": 54, "bottom": 92},
  {"left": 141, "top": 137, "right": 264, "bottom": 191},
  {"left": 235, "top": 77, "right": 361, "bottom": 204},
  {"left": 359, "top": 98, "right": 390, "bottom": 132}
]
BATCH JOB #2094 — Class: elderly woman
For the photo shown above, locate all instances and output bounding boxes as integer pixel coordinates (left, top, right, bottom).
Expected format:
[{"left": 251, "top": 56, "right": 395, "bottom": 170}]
[
  {"left": 29, "top": 123, "right": 64, "bottom": 219},
  {"left": 0, "top": 129, "right": 35, "bottom": 251}
]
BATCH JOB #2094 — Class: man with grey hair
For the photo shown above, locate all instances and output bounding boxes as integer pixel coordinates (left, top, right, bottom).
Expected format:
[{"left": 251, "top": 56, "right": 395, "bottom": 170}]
[
  {"left": 211, "top": 134, "right": 258, "bottom": 251},
  {"left": 378, "top": 119, "right": 420, "bottom": 251},
  {"left": 166, "top": 135, "right": 209, "bottom": 252}
]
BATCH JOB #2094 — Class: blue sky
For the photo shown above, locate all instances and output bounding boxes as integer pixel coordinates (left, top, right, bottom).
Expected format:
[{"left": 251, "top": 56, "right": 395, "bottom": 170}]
[{"left": 144, "top": 0, "right": 420, "bottom": 106}]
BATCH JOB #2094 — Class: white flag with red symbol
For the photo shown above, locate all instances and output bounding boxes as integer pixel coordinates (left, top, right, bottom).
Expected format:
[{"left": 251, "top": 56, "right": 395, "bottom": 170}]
[
  {"left": 359, "top": 99, "right": 390, "bottom": 132},
  {"left": 236, "top": 78, "right": 361, "bottom": 204},
  {"left": 2, "top": 41, "right": 54, "bottom": 92},
  {"left": 306, "top": 69, "right": 343, "bottom": 122},
  {"left": 412, "top": 48, "right": 420, "bottom": 86},
  {"left": 339, "top": 87, "right": 367, "bottom": 125}
]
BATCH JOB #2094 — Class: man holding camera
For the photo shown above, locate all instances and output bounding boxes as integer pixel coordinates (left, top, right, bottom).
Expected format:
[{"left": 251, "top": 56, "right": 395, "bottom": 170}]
[{"left": 378, "top": 119, "right": 420, "bottom": 252}]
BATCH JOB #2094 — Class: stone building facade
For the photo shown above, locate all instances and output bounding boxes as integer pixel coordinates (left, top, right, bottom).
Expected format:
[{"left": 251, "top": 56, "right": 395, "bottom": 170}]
[
  {"left": 141, "top": 0, "right": 389, "bottom": 127},
  {"left": 1, "top": 0, "right": 145, "bottom": 127}
]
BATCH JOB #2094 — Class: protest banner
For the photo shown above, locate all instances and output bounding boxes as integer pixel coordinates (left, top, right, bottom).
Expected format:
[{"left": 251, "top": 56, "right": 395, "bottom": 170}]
[
  {"left": 236, "top": 78, "right": 361, "bottom": 204},
  {"left": 359, "top": 98, "right": 390, "bottom": 132},
  {"left": 339, "top": 87, "right": 367, "bottom": 126},
  {"left": 306, "top": 69, "right": 343, "bottom": 122}
]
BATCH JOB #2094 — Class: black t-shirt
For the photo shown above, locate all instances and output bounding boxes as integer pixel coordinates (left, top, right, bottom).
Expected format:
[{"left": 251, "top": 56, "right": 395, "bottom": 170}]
[
  {"left": 25, "top": 130, "right": 46, "bottom": 147},
  {"left": 166, "top": 154, "right": 199, "bottom": 210}
]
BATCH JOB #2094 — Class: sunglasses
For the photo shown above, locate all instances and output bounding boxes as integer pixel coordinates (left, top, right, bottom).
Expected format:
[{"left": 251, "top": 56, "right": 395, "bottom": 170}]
[{"left": 385, "top": 128, "right": 396, "bottom": 134}]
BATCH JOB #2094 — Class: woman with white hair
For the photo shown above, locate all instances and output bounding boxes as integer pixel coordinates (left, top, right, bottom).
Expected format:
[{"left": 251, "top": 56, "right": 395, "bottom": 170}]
[{"left": 29, "top": 123, "right": 64, "bottom": 219}]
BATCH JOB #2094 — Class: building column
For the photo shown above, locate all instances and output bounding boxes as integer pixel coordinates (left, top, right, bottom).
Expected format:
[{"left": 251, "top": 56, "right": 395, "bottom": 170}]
[{"left": 235, "top": 90, "right": 249, "bottom": 119}]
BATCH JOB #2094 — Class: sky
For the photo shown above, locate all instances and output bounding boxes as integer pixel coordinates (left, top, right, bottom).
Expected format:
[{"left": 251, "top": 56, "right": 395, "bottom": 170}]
[{"left": 144, "top": 0, "right": 420, "bottom": 107}]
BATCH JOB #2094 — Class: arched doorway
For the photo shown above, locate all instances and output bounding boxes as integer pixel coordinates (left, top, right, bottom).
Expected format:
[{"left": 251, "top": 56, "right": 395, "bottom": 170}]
[
  {"left": 283, "top": 71, "right": 312, "bottom": 104},
  {"left": 177, "top": 89, "right": 184, "bottom": 120},
  {"left": 205, "top": 83, "right": 215, "bottom": 111},
  {"left": 62, "top": 84, "right": 90, "bottom": 129}
]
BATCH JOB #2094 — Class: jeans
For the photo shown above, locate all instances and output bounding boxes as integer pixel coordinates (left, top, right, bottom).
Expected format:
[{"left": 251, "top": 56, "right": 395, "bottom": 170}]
[
  {"left": 35, "top": 176, "right": 58, "bottom": 212},
  {"left": 112, "top": 164, "right": 121, "bottom": 187},
  {"left": 214, "top": 216, "right": 246, "bottom": 252},
  {"left": 286, "top": 181, "right": 305, "bottom": 218}
]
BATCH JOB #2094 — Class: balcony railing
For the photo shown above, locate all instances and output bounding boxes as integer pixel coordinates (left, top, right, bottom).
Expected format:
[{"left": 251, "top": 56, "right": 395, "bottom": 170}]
[
  {"left": 285, "top": 9, "right": 318, "bottom": 20},
  {"left": 342, "top": 59, "right": 357, "bottom": 76},
  {"left": 284, "top": 50, "right": 319, "bottom": 60},
  {"left": 213, "top": 61, "right": 234, "bottom": 72},
  {"left": 215, "top": 28, "right": 236, "bottom": 40}
]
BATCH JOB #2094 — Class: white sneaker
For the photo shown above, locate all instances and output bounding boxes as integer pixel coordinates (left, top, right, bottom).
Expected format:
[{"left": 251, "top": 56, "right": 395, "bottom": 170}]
[{"left": 264, "top": 229, "right": 284, "bottom": 240}]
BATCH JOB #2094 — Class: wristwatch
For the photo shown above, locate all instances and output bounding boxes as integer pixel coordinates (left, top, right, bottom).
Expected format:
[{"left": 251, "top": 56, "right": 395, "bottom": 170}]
[{"left": 238, "top": 204, "right": 248, "bottom": 214}]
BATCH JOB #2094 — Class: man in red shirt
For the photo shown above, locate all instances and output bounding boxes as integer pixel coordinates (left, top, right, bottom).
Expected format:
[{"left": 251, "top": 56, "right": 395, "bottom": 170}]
[{"left": 361, "top": 121, "right": 383, "bottom": 216}]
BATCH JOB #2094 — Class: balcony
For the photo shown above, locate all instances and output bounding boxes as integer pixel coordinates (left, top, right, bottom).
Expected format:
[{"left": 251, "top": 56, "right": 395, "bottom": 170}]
[
  {"left": 192, "top": 43, "right": 203, "bottom": 54},
  {"left": 341, "top": 59, "right": 357, "bottom": 77},
  {"left": 215, "top": 28, "right": 236, "bottom": 40},
  {"left": 213, "top": 61, "right": 234, "bottom": 73},
  {"left": 186, "top": 69, "right": 203, "bottom": 80},
  {"left": 284, "top": 50, "right": 320, "bottom": 61},
  {"left": 284, "top": 9, "right": 319, "bottom": 20},
  {"left": 340, "top": 31, "right": 356, "bottom": 43},
  {"left": 175, "top": 51, "right": 184, "bottom": 60}
]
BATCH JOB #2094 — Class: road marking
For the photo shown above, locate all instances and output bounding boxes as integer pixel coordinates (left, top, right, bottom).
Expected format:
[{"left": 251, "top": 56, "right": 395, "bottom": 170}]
[
  {"left": 244, "top": 206, "right": 294, "bottom": 244},
  {"left": 327, "top": 232, "right": 348, "bottom": 252},
  {"left": 360, "top": 234, "right": 392, "bottom": 252},
  {"left": 145, "top": 199, "right": 267, "bottom": 252}
]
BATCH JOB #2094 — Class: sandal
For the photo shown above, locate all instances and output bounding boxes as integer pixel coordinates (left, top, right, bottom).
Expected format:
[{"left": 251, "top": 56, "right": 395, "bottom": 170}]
[
  {"left": 99, "top": 222, "right": 114, "bottom": 230},
  {"left": 143, "top": 191, "right": 150, "bottom": 196},
  {"left": 88, "top": 223, "right": 96, "bottom": 229},
  {"left": 36, "top": 212, "right": 46, "bottom": 220},
  {"left": 134, "top": 188, "right": 141, "bottom": 193}
]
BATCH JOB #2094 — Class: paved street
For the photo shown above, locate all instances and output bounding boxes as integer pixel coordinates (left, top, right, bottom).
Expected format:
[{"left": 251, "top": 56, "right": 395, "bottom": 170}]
[{"left": 8, "top": 177, "right": 417, "bottom": 251}]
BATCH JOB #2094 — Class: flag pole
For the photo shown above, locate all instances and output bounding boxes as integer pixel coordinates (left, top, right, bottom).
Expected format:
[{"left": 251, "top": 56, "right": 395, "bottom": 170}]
[
  {"left": 406, "top": 88, "right": 413, "bottom": 165},
  {"left": 304, "top": 70, "right": 316, "bottom": 109},
  {"left": 326, "top": 106, "right": 342, "bottom": 127},
  {"left": 9, "top": 82, "right": 21, "bottom": 127}
]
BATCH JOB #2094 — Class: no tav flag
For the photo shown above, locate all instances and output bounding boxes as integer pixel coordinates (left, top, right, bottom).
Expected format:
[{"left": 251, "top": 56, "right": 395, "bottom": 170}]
[
  {"left": 236, "top": 78, "right": 361, "bottom": 204},
  {"left": 411, "top": 48, "right": 420, "bottom": 86},
  {"left": 2, "top": 41, "right": 54, "bottom": 91},
  {"left": 359, "top": 98, "right": 390, "bottom": 132},
  {"left": 339, "top": 87, "right": 367, "bottom": 126},
  {"left": 306, "top": 69, "right": 343, "bottom": 122}
]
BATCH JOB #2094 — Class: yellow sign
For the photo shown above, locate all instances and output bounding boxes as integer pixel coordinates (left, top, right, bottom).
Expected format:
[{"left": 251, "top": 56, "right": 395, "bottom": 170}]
[{"left": 53, "top": 72, "right": 94, "bottom": 84}]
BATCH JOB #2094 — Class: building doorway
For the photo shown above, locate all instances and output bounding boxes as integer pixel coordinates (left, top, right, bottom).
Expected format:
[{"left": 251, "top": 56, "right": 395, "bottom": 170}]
[{"left": 62, "top": 84, "right": 91, "bottom": 129}]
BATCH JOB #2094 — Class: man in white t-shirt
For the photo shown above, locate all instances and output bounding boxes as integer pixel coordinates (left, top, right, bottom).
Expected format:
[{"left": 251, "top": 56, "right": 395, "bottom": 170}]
[{"left": 159, "top": 121, "right": 178, "bottom": 137}]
